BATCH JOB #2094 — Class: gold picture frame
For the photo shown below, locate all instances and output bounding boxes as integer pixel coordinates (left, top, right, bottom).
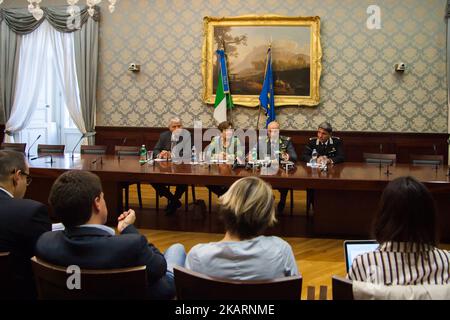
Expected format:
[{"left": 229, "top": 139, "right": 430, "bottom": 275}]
[{"left": 202, "top": 15, "right": 322, "bottom": 107}]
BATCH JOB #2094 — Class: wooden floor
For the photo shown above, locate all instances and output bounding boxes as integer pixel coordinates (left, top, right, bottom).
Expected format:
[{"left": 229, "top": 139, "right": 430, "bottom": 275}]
[{"left": 127, "top": 185, "right": 450, "bottom": 300}]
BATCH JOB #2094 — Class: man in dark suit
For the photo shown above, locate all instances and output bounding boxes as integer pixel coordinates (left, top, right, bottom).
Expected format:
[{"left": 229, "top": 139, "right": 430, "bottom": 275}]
[
  {"left": 151, "top": 117, "right": 189, "bottom": 215},
  {"left": 0, "top": 150, "right": 51, "bottom": 299},
  {"left": 301, "top": 121, "right": 345, "bottom": 164},
  {"left": 36, "top": 170, "right": 185, "bottom": 299}
]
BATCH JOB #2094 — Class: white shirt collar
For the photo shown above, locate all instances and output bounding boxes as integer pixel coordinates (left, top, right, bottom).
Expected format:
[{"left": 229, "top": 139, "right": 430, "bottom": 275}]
[
  {"left": 78, "top": 224, "right": 115, "bottom": 236},
  {"left": 0, "top": 187, "right": 13, "bottom": 198}
]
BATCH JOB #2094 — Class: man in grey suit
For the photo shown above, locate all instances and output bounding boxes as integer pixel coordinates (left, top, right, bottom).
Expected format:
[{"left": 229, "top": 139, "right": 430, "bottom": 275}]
[{"left": 151, "top": 117, "right": 189, "bottom": 215}]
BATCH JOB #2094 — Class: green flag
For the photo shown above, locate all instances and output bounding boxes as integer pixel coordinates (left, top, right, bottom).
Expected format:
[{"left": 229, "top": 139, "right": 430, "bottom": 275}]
[{"left": 214, "top": 50, "right": 233, "bottom": 124}]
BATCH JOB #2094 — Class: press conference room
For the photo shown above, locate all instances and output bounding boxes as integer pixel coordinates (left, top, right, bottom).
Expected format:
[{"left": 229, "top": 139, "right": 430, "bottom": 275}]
[{"left": 0, "top": 0, "right": 450, "bottom": 306}]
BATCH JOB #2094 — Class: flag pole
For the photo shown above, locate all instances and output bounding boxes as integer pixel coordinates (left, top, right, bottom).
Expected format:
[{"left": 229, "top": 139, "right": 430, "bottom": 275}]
[
  {"left": 222, "top": 39, "right": 233, "bottom": 125},
  {"left": 256, "top": 42, "right": 271, "bottom": 129}
]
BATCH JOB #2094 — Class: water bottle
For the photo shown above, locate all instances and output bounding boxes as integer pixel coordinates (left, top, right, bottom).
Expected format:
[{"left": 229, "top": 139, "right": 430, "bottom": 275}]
[
  {"left": 310, "top": 148, "right": 318, "bottom": 166},
  {"left": 191, "top": 146, "right": 197, "bottom": 164},
  {"left": 139, "top": 144, "right": 147, "bottom": 164},
  {"left": 251, "top": 145, "right": 257, "bottom": 162}
]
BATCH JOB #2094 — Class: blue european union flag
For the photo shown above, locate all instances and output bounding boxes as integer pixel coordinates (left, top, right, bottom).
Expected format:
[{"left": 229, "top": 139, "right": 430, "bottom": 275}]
[
  {"left": 216, "top": 50, "right": 230, "bottom": 93},
  {"left": 259, "top": 47, "right": 275, "bottom": 128}
]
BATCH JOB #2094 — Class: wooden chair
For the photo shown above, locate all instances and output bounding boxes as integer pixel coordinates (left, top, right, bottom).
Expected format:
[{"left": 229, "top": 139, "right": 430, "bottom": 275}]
[
  {"left": 306, "top": 285, "right": 328, "bottom": 300},
  {"left": 0, "top": 252, "right": 12, "bottom": 299},
  {"left": 37, "top": 144, "right": 65, "bottom": 155},
  {"left": 31, "top": 256, "right": 147, "bottom": 299},
  {"left": 173, "top": 266, "right": 302, "bottom": 300},
  {"left": 80, "top": 145, "right": 107, "bottom": 155},
  {"left": 114, "top": 146, "right": 142, "bottom": 209},
  {"left": 0, "top": 142, "right": 26, "bottom": 153},
  {"left": 363, "top": 153, "right": 397, "bottom": 165},
  {"left": 410, "top": 154, "right": 444, "bottom": 166},
  {"left": 332, "top": 275, "right": 354, "bottom": 300}
]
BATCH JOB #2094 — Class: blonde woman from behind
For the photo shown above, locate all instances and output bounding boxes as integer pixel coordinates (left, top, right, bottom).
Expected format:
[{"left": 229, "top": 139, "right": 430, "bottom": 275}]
[{"left": 185, "top": 176, "right": 299, "bottom": 280}]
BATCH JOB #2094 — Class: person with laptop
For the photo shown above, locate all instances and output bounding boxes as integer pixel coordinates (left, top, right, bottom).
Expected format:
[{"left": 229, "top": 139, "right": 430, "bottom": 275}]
[{"left": 347, "top": 176, "right": 450, "bottom": 285}]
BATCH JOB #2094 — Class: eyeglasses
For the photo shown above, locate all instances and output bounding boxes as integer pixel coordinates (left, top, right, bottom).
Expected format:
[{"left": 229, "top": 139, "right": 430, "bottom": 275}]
[
  {"left": 12, "top": 169, "right": 32, "bottom": 186},
  {"left": 20, "top": 171, "right": 32, "bottom": 186}
]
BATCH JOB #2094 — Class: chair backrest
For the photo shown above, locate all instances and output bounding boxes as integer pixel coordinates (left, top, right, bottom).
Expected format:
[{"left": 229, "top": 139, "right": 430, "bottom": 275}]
[
  {"left": 174, "top": 266, "right": 302, "bottom": 300},
  {"left": 332, "top": 275, "right": 354, "bottom": 300},
  {"left": 37, "top": 144, "right": 65, "bottom": 155},
  {"left": 0, "top": 252, "right": 12, "bottom": 299},
  {"left": 80, "top": 145, "right": 107, "bottom": 155},
  {"left": 363, "top": 153, "right": 397, "bottom": 165},
  {"left": 114, "top": 145, "right": 140, "bottom": 156},
  {"left": 31, "top": 257, "right": 148, "bottom": 299},
  {"left": 0, "top": 143, "right": 27, "bottom": 153},
  {"left": 410, "top": 154, "right": 444, "bottom": 166}
]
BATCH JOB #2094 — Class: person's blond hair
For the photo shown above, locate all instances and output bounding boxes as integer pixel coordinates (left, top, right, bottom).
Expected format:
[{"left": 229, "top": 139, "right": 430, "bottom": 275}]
[{"left": 219, "top": 176, "right": 276, "bottom": 239}]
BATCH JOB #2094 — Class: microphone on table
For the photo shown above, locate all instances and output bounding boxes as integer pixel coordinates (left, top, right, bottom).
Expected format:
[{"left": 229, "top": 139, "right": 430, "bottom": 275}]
[
  {"left": 26, "top": 134, "right": 41, "bottom": 158},
  {"left": 379, "top": 144, "right": 383, "bottom": 170},
  {"left": 92, "top": 156, "right": 103, "bottom": 165},
  {"left": 432, "top": 144, "right": 439, "bottom": 171},
  {"left": 30, "top": 154, "right": 54, "bottom": 164},
  {"left": 71, "top": 132, "right": 96, "bottom": 160},
  {"left": 118, "top": 137, "right": 127, "bottom": 161}
]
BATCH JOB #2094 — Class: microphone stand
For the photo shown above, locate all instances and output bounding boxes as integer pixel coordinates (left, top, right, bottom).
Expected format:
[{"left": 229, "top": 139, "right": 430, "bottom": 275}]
[
  {"left": 433, "top": 144, "right": 438, "bottom": 172},
  {"left": 71, "top": 135, "right": 85, "bottom": 160},
  {"left": 71, "top": 132, "right": 96, "bottom": 160},
  {"left": 27, "top": 135, "right": 41, "bottom": 159},
  {"left": 30, "top": 154, "right": 54, "bottom": 164},
  {"left": 384, "top": 163, "right": 392, "bottom": 176},
  {"left": 92, "top": 156, "right": 103, "bottom": 165}
]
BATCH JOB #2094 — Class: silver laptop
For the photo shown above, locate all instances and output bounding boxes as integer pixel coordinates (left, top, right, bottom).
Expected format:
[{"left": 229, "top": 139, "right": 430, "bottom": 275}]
[{"left": 344, "top": 240, "right": 379, "bottom": 272}]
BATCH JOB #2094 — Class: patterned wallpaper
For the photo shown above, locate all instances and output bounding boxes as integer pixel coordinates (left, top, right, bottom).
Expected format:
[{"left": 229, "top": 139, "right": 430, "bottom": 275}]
[{"left": 1, "top": 0, "right": 448, "bottom": 132}]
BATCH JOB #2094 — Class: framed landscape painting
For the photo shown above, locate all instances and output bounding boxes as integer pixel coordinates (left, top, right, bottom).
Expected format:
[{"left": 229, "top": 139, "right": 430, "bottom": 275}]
[{"left": 202, "top": 15, "right": 322, "bottom": 107}]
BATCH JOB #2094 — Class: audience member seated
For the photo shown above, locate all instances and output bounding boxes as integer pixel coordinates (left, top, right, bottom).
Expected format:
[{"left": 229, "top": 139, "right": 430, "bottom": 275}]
[
  {"left": 35, "top": 170, "right": 186, "bottom": 299},
  {"left": 151, "top": 117, "right": 189, "bottom": 215},
  {"left": 186, "top": 176, "right": 299, "bottom": 280},
  {"left": 0, "top": 150, "right": 51, "bottom": 299},
  {"left": 205, "top": 121, "right": 244, "bottom": 197},
  {"left": 348, "top": 176, "right": 450, "bottom": 285}
]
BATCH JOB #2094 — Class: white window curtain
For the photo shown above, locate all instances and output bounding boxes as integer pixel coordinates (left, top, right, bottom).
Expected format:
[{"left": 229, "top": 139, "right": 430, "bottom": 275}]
[{"left": 5, "top": 20, "right": 85, "bottom": 142}]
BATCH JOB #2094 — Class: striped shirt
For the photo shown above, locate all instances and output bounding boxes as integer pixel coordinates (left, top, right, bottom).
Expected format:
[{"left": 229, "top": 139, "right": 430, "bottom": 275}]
[{"left": 348, "top": 241, "right": 450, "bottom": 285}]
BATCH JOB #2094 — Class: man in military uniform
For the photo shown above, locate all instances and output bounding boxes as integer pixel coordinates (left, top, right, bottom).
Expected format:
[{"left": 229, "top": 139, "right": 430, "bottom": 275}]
[
  {"left": 251, "top": 121, "right": 297, "bottom": 214},
  {"left": 301, "top": 122, "right": 344, "bottom": 165}
]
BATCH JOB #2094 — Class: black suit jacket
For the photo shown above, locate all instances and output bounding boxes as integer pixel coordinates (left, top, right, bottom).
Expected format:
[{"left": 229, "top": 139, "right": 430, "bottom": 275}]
[
  {"left": 35, "top": 225, "right": 167, "bottom": 286},
  {"left": 152, "top": 130, "right": 191, "bottom": 159},
  {"left": 0, "top": 190, "right": 51, "bottom": 299},
  {"left": 301, "top": 137, "right": 345, "bottom": 164}
]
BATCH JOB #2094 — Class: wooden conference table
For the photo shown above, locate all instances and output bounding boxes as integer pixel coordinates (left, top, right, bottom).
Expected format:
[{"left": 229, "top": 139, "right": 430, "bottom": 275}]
[{"left": 27, "top": 154, "right": 450, "bottom": 241}]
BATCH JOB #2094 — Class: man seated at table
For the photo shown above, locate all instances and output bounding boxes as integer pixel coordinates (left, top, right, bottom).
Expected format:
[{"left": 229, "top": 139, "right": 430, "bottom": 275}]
[
  {"left": 301, "top": 121, "right": 344, "bottom": 165},
  {"left": 36, "top": 170, "right": 186, "bottom": 300},
  {"left": 0, "top": 150, "right": 51, "bottom": 299},
  {"left": 151, "top": 117, "right": 189, "bottom": 215},
  {"left": 249, "top": 121, "right": 298, "bottom": 214}
]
